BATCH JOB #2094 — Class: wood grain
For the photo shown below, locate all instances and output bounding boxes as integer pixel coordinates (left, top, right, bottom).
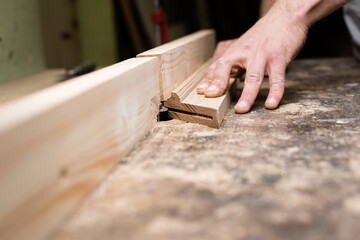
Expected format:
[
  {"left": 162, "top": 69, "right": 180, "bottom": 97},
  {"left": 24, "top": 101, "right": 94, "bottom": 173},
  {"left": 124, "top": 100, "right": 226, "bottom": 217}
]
[
  {"left": 52, "top": 58, "right": 360, "bottom": 240},
  {"left": 137, "top": 29, "right": 215, "bottom": 101},
  {"left": 165, "top": 59, "right": 234, "bottom": 128},
  {"left": 0, "top": 57, "right": 160, "bottom": 240}
]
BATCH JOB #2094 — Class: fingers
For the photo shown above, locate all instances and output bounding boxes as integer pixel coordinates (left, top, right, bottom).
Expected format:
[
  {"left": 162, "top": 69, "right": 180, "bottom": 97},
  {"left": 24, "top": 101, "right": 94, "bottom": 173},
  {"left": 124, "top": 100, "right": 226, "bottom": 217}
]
[
  {"left": 198, "top": 40, "right": 236, "bottom": 95},
  {"left": 235, "top": 55, "right": 266, "bottom": 114},
  {"left": 200, "top": 52, "right": 286, "bottom": 113},
  {"left": 265, "top": 61, "right": 286, "bottom": 109},
  {"left": 197, "top": 63, "right": 216, "bottom": 94},
  {"left": 204, "top": 58, "right": 233, "bottom": 98}
]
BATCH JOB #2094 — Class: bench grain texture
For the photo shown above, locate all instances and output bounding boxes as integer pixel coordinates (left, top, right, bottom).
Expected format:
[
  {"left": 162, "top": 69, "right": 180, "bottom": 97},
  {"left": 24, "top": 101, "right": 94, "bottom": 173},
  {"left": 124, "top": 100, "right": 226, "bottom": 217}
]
[{"left": 53, "top": 58, "right": 360, "bottom": 240}]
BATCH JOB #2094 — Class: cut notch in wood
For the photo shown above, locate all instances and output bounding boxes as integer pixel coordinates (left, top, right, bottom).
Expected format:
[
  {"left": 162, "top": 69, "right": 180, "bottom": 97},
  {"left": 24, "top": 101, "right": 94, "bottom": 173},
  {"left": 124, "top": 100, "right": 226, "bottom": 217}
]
[
  {"left": 165, "top": 59, "right": 235, "bottom": 128},
  {"left": 137, "top": 29, "right": 215, "bottom": 101}
]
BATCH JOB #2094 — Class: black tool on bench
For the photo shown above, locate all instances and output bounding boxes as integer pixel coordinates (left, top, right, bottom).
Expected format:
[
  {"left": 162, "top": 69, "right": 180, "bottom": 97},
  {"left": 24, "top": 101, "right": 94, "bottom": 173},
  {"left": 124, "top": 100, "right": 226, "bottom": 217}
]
[{"left": 60, "top": 62, "right": 97, "bottom": 81}]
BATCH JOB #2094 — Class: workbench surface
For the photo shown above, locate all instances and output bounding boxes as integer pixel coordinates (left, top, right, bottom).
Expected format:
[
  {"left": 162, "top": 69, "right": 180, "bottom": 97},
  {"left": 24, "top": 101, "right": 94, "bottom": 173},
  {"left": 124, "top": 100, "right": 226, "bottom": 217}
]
[{"left": 53, "top": 58, "right": 360, "bottom": 240}]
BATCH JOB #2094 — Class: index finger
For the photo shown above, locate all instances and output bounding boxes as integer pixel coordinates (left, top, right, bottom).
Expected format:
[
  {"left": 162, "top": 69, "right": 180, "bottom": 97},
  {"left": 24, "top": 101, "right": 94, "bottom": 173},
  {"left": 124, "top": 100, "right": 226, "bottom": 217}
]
[
  {"left": 235, "top": 55, "right": 266, "bottom": 113},
  {"left": 197, "top": 62, "right": 216, "bottom": 94},
  {"left": 204, "top": 58, "right": 234, "bottom": 98}
]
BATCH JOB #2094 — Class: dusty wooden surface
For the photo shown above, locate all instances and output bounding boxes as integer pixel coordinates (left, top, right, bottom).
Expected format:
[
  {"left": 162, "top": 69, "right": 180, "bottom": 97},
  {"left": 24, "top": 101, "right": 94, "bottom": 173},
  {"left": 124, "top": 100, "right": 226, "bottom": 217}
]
[{"left": 53, "top": 58, "right": 360, "bottom": 240}]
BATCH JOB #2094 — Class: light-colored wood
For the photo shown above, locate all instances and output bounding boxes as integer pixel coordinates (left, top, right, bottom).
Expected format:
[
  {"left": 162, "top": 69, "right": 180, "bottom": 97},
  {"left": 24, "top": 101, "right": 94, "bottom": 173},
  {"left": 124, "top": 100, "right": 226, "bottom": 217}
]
[
  {"left": 137, "top": 29, "right": 215, "bottom": 101},
  {"left": 0, "top": 57, "right": 160, "bottom": 240},
  {"left": 165, "top": 59, "right": 234, "bottom": 128}
]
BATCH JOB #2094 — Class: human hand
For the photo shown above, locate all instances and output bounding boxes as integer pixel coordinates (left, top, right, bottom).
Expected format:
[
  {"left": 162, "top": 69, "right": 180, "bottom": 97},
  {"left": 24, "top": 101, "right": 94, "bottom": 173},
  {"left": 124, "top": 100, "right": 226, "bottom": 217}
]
[{"left": 197, "top": 3, "right": 309, "bottom": 113}]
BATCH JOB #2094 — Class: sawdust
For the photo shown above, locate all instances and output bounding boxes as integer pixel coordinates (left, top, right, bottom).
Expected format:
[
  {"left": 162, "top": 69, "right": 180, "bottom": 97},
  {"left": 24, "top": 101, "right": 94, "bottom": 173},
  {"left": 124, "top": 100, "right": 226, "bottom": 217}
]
[
  {"left": 343, "top": 195, "right": 360, "bottom": 215},
  {"left": 277, "top": 100, "right": 335, "bottom": 115}
]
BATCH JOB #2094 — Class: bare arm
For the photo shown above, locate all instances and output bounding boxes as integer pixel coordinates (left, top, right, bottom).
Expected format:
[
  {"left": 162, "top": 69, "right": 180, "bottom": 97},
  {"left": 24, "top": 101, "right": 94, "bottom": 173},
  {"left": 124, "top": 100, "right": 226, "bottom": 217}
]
[{"left": 197, "top": 0, "right": 351, "bottom": 114}]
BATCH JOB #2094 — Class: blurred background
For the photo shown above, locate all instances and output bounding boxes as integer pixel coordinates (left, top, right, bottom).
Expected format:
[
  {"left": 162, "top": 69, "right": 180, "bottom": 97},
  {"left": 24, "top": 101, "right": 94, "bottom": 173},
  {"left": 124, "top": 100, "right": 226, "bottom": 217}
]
[{"left": 0, "top": 0, "right": 352, "bottom": 82}]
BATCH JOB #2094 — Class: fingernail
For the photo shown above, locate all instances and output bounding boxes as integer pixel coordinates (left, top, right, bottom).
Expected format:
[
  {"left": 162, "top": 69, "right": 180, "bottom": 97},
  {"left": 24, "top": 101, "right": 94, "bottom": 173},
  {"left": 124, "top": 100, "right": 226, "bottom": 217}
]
[
  {"left": 237, "top": 100, "right": 248, "bottom": 109},
  {"left": 206, "top": 85, "right": 218, "bottom": 92},
  {"left": 267, "top": 98, "right": 277, "bottom": 107}
]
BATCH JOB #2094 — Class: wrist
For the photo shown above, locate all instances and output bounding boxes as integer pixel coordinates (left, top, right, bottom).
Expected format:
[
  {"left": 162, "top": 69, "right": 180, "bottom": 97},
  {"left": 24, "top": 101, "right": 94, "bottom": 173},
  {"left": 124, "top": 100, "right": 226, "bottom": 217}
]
[
  {"left": 265, "top": 0, "right": 310, "bottom": 34},
  {"left": 275, "top": 0, "right": 320, "bottom": 28}
]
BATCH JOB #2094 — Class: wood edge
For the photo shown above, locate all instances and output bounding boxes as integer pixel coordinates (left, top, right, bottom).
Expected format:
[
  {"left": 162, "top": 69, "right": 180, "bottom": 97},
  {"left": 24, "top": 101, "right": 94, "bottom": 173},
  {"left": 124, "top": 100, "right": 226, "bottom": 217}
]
[
  {"left": 172, "top": 59, "right": 213, "bottom": 101},
  {"left": 137, "top": 29, "right": 215, "bottom": 102},
  {"left": 164, "top": 59, "right": 213, "bottom": 110},
  {"left": 0, "top": 57, "right": 158, "bottom": 135},
  {"left": 168, "top": 110, "right": 220, "bottom": 129},
  {"left": 166, "top": 77, "right": 235, "bottom": 129},
  {"left": 0, "top": 56, "right": 160, "bottom": 240},
  {"left": 137, "top": 29, "right": 215, "bottom": 57}
]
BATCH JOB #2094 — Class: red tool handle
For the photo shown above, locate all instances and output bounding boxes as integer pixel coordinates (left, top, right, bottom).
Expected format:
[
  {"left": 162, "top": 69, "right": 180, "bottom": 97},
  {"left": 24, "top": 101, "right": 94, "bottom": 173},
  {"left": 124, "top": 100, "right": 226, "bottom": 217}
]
[{"left": 152, "top": 7, "right": 168, "bottom": 44}]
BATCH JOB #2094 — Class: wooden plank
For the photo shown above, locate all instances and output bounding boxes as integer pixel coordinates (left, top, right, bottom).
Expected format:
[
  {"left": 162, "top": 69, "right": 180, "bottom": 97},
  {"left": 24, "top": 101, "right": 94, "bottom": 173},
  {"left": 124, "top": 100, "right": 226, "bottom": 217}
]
[
  {"left": 137, "top": 29, "right": 215, "bottom": 101},
  {"left": 165, "top": 59, "right": 234, "bottom": 128},
  {"left": 0, "top": 57, "right": 160, "bottom": 240}
]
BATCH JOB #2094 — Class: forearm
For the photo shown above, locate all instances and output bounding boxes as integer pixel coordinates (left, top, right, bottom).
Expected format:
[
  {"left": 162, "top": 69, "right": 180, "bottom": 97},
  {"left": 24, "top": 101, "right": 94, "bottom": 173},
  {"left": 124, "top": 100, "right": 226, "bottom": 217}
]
[{"left": 273, "top": 0, "right": 351, "bottom": 28}]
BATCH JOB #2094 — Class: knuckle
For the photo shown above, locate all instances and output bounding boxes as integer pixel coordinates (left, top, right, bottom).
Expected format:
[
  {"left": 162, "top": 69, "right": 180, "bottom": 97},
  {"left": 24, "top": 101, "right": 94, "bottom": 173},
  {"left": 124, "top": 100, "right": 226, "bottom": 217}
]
[
  {"left": 216, "top": 57, "right": 231, "bottom": 66},
  {"left": 266, "top": 48, "right": 287, "bottom": 64},
  {"left": 246, "top": 73, "right": 261, "bottom": 84},
  {"left": 205, "top": 74, "right": 213, "bottom": 82},
  {"left": 213, "top": 79, "right": 225, "bottom": 85},
  {"left": 270, "top": 89, "right": 284, "bottom": 97},
  {"left": 270, "top": 80, "right": 285, "bottom": 96},
  {"left": 267, "top": 52, "right": 281, "bottom": 63},
  {"left": 271, "top": 75, "right": 285, "bottom": 85},
  {"left": 213, "top": 79, "right": 228, "bottom": 90},
  {"left": 240, "top": 40, "right": 252, "bottom": 50}
]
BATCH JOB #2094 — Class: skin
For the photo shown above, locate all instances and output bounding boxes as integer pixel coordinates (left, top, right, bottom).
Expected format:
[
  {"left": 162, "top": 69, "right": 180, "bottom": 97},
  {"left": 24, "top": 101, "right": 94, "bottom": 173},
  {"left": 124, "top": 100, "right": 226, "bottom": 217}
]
[{"left": 197, "top": 0, "right": 351, "bottom": 114}]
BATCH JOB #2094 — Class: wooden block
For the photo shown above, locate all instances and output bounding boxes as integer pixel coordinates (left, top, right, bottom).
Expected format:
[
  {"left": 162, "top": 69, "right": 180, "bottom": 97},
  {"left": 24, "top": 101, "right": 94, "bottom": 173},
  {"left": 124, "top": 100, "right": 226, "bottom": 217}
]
[
  {"left": 137, "top": 29, "right": 215, "bottom": 101},
  {"left": 0, "top": 57, "right": 160, "bottom": 240},
  {"left": 165, "top": 59, "right": 234, "bottom": 128}
]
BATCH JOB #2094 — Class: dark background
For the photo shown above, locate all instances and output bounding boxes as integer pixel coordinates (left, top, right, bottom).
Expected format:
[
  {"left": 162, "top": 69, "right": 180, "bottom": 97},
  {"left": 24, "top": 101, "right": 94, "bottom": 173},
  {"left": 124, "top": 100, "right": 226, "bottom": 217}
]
[{"left": 114, "top": 0, "right": 353, "bottom": 61}]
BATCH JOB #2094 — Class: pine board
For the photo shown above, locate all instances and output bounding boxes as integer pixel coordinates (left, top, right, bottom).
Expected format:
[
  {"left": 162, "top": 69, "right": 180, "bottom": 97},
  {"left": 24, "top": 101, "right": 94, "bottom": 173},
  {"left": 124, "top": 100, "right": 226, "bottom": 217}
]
[
  {"left": 165, "top": 59, "right": 234, "bottom": 128},
  {"left": 137, "top": 29, "right": 215, "bottom": 101},
  {"left": 0, "top": 57, "right": 160, "bottom": 240}
]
